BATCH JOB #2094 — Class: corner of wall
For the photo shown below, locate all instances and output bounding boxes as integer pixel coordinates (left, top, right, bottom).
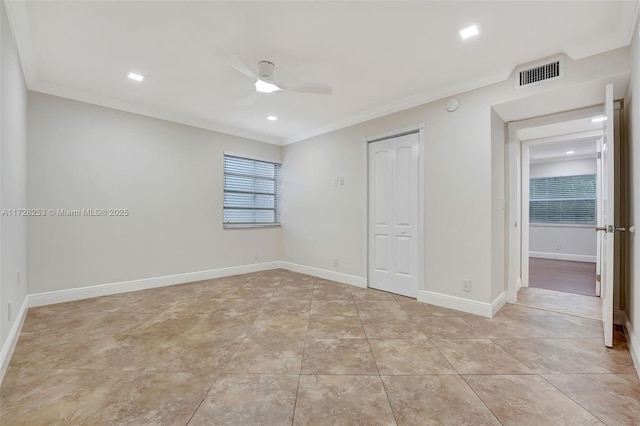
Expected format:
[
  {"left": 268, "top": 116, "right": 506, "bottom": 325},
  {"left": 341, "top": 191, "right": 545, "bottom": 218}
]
[
  {"left": 0, "top": 0, "right": 29, "bottom": 374},
  {"left": 0, "top": 297, "right": 27, "bottom": 384},
  {"left": 622, "top": 312, "right": 640, "bottom": 379}
]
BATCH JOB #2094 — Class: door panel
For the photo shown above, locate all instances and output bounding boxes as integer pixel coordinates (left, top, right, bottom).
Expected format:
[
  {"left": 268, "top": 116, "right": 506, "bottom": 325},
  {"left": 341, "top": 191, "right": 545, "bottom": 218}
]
[
  {"left": 368, "top": 132, "right": 419, "bottom": 298},
  {"left": 395, "top": 146, "right": 413, "bottom": 225},
  {"left": 396, "top": 236, "right": 412, "bottom": 276},
  {"left": 374, "top": 151, "right": 390, "bottom": 225},
  {"left": 374, "top": 235, "right": 388, "bottom": 272},
  {"left": 600, "top": 83, "right": 615, "bottom": 348}
]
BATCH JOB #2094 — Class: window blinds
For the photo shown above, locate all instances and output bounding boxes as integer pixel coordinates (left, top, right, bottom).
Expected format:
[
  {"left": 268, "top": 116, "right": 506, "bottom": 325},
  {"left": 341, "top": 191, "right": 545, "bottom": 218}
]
[
  {"left": 529, "top": 174, "right": 596, "bottom": 224},
  {"left": 223, "top": 155, "right": 280, "bottom": 227}
]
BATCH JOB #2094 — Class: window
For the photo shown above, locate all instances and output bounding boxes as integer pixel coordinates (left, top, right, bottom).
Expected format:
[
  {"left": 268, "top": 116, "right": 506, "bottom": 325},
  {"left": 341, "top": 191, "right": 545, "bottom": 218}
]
[
  {"left": 223, "top": 155, "right": 280, "bottom": 228},
  {"left": 529, "top": 174, "right": 596, "bottom": 225}
]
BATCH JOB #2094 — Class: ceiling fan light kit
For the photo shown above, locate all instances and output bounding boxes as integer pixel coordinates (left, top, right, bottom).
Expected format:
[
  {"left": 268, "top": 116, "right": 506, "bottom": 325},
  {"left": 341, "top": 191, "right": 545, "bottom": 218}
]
[
  {"left": 255, "top": 79, "right": 280, "bottom": 93},
  {"left": 219, "top": 49, "right": 332, "bottom": 106}
]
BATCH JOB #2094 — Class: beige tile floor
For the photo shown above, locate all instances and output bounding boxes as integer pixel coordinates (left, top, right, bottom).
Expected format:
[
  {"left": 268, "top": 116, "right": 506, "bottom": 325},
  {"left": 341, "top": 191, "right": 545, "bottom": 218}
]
[
  {"left": 1, "top": 269, "right": 638, "bottom": 425},
  {"left": 516, "top": 286, "right": 602, "bottom": 319}
]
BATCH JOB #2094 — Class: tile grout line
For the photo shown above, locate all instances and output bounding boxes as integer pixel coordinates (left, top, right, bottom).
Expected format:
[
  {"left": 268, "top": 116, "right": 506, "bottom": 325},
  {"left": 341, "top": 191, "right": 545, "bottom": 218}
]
[
  {"left": 538, "top": 371, "right": 609, "bottom": 424},
  {"left": 458, "top": 374, "right": 506, "bottom": 426},
  {"left": 186, "top": 274, "right": 256, "bottom": 425},
  {"left": 353, "top": 292, "right": 400, "bottom": 426},
  {"left": 288, "top": 275, "right": 318, "bottom": 425}
]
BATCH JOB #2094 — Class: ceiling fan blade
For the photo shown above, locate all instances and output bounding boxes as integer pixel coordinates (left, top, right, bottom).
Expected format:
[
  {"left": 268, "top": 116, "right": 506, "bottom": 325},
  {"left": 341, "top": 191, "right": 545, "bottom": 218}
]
[
  {"left": 278, "top": 82, "right": 332, "bottom": 95},
  {"left": 216, "top": 47, "right": 257, "bottom": 80},
  {"left": 237, "top": 91, "right": 262, "bottom": 106}
]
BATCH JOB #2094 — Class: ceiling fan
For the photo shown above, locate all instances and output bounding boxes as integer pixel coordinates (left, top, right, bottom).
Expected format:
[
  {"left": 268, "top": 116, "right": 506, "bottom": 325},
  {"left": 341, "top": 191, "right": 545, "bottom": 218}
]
[{"left": 218, "top": 49, "right": 332, "bottom": 106}]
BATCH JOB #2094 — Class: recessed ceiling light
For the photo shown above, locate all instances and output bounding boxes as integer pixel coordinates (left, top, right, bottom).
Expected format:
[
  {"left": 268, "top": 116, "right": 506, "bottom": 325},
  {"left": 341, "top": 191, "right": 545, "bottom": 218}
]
[
  {"left": 566, "top": 150, "right": 575, "bottom": 155},
  {"left": 127, "top": 72, "right": 144, "bottom": 82},
  {"left": 591, "top": 116, "right": 607, "bottom": 123},
  {"left": 267, "top": 115, "right": 278, "bottom": 121},
  {"left": 459, "top": 24, "right": 480, "bottom": 40},
  {"left": 255, "top": 80, "right": 280, "bottom": 93}
]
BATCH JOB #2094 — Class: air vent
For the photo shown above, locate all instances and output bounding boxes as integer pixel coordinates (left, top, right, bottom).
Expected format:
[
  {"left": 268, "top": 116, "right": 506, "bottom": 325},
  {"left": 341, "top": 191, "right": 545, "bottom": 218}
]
[{"left": 515, "top": 55, "right": 564, "bottom": 89}]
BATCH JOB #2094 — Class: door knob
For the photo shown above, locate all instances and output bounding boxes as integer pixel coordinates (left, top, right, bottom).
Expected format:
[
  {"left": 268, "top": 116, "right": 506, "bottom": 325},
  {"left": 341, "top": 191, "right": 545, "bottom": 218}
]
[{"left": 596, "top": 225, "right": 627, "bottom": 233}]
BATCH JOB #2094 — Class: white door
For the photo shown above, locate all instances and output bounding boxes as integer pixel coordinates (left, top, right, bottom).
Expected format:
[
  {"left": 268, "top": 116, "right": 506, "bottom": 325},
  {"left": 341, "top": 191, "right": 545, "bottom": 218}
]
[
  {"left": 599, "top": 83, "right": 615, "bottom": 348},
  {"left": 595, "top": 136, "right": 603, "bottom": 297},
  {"left": 368, "top": 132, "right": 419, "bottom": 298}
]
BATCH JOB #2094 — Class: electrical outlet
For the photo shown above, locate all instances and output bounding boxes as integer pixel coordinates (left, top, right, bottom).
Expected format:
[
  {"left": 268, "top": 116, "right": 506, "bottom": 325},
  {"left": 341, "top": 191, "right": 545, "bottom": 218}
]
[
  {"left": 333, "top": 177, "right": 339, "bottom": 186},
  {"left": 339, "top": 177, "right": 344, "bottom": 185},
  {"left": 555, "top": 244, "right": 562, "bottom": 251},
  {"left": 17, "top": 270, "right": 20, "bottom": 287},
  {"left": 462, "top": 279, "right": 471, "bottom": 292},
  {"left": 332, "top": 258, "right": 339, "bottom": 268},
  {"left": 8, "top": 301, "right": 12, "bottom": 321}
]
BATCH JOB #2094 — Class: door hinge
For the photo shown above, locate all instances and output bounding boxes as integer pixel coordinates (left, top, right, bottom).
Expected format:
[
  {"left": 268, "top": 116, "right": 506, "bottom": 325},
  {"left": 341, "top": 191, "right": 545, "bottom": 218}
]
[
  {"left": 596, "top": 274, "right": 601, "bottom": 283},
  {"left": 597, "top": 151, "right": 602, "bottom": 159}
]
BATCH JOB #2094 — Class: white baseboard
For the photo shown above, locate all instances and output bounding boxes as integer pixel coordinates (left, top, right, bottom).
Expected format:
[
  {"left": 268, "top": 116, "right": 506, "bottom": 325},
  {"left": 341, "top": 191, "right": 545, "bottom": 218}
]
[
  {"left": 417, "top": 290, "right": 502, "bottom": 318},
  {"left": 507, "top": 278, "right": 523, "bottom": 303},
  {"left": 0, "top": 297, "right": 28, "bottom": 384},
  {"left": 529, "top": 251, "right": 596, "bottom": 263},
  {"left": 491, "top": 292, "right": 507, "bottom": 317},
  {"left": 28, "top": 261, "right": 282, "bottom": 307},
  {"left": 27, "top": 261, "right": 367, "bottom": 309},
  {"left": 622, "top": 314, "right": 640, "bottom": 379},
  {"left": 279, "top": 262, "right": 366, "bottom": 288}
]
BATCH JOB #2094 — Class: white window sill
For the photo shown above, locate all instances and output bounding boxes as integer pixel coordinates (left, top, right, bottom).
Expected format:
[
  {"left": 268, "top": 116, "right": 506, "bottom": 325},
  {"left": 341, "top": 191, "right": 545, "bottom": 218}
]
[
  {"left": 224, "top": 223, "right": 281, "bottom": 229},
  {"left": 530, "top": 223, "right": 595, "bottom": 229}
]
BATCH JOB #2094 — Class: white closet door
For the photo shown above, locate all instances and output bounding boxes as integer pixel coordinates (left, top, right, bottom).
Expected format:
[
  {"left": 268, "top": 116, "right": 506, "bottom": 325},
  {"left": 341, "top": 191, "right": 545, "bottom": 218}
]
[{"left": 368, "top": 132, "right": 419, "bottom": 298}]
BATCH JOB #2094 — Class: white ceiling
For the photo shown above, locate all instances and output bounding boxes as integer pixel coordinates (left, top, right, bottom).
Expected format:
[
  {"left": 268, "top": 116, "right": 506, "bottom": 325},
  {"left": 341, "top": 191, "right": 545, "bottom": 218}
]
[
  {"left": 529, "top": 136, "right": 599, "bottom": 163},
  {"left": 6, "top": 1, "right": 639, "bottom": 145}
]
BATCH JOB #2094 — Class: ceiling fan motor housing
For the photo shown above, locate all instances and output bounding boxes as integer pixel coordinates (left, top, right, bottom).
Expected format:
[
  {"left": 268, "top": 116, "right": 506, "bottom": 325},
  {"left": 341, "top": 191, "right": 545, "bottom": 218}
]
[{"left": 258, "top": 61, "right": 275, "bottom": 81}]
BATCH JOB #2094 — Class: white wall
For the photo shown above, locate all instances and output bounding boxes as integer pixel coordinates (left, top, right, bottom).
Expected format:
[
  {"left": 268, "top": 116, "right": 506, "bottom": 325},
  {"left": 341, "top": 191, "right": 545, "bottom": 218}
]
[
  {"left": 529, "top": 226, "right": 597, "bottom": 261},
  {"left": 281, "top": 47, "right": 629, "bottom": 311},
  {"left": 529, "top": 158, "right": 597, "bottom": 262},
  {"left": 491, "top": 109, "right": 507, "bottom": 301},
  {"left": 28, "top": 93, "right": 282, "bottom": 293},
  {"left": 0, "top": 1, "right": 28, "bottom": 359},
  {"left": 625, "top": 17, "right": 640, "bottom": 372}
]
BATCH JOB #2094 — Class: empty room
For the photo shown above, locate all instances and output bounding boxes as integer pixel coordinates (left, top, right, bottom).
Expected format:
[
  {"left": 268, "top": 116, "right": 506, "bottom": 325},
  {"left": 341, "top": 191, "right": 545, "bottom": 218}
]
[{"left": 1, "top": 1, "right": 640, "bottom": 424}]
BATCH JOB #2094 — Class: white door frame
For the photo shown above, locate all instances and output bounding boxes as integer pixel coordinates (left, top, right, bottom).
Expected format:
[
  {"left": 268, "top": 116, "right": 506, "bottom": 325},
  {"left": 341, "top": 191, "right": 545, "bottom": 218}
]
[
  {"left": 506, "top": 106, "right": 604, "bottom": 303},
  {"left": 362, "top": 123, "right": 425, "bottom": 295}
]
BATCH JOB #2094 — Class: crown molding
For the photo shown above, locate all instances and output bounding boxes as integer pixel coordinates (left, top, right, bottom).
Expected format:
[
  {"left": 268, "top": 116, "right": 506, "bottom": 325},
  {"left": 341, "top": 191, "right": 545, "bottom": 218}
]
[
  {"left": 30, "top": 79, "right": 281, "bottom": 145},
  {"left": 282, "top": 68, "right": 512, "bottom": 145}
]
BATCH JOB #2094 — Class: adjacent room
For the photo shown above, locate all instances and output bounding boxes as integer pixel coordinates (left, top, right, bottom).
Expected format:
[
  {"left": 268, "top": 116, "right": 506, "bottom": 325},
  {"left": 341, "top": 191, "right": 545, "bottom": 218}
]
[
  {"left": 1, "top": 1, "right": 640, "bottom": 424},
  {"left": 518, "top": 120, "right": 604, "bottom": 319}
]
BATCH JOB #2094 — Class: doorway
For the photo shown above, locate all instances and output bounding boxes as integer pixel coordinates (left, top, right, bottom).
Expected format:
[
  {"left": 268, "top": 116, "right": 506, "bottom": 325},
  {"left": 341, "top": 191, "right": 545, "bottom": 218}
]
[
  {"left": 506, "top": 89, "right": 624, "bottom": 347},
  {"left": 526, "top": 136, "right": 600, "bottom": 296},
  {"left": 366, "top": 126, "right": 424, "bottom": 298},
  {"left": 517, "top": 119, "right": 603, "bottom": 319},
  {"left": 515, "top": 109, "right": 603, "bottom": 319}
]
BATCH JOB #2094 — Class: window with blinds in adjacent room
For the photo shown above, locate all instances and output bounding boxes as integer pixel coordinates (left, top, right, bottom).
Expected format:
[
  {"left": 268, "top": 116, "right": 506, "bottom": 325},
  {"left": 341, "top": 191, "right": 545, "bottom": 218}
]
[
  {"left": 223, "top": 155, "right": 280, "bottom": 228},
  {"left": 529, "top": 174, "right": 597, "bottom": 225}
]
